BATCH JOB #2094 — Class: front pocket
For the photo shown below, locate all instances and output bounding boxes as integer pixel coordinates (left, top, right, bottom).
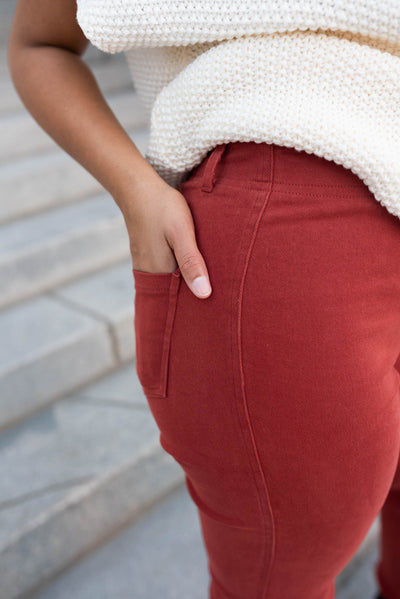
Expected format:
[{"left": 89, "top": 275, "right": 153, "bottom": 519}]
[{"left": 132, "top": 266, "right": 181, "bottom": 398}]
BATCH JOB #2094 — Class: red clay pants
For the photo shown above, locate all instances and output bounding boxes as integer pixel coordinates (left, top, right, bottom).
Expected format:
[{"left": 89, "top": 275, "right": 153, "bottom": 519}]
[{"left": 132, "top": 142, "right": 400, "bottom": 599}]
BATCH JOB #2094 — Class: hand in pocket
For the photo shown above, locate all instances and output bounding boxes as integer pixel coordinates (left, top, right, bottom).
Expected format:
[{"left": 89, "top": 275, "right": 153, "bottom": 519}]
[{"left": 123, "top": 175, "right": 212, "bottom": 299}]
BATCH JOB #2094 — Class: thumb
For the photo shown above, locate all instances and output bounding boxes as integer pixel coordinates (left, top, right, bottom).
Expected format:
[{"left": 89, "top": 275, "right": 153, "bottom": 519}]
[{"left": 168, "top": 226, "right": 212, "bottom": 299}]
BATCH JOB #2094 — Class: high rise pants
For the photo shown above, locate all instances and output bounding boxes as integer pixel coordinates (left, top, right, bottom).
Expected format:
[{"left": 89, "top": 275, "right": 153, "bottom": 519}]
[{"left": 132, "top": 142, "right": 400, "bottom": 599}]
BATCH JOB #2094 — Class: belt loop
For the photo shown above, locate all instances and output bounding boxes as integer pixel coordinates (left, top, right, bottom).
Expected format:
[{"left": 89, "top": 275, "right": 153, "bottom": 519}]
[{"left": 201, "top": 144, "right": 227, "bottom": 193}]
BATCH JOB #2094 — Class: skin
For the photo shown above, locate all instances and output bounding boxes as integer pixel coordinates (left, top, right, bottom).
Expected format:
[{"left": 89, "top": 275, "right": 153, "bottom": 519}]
[{"left": 7, "top": 0, "right": 212, "bottom": 299}]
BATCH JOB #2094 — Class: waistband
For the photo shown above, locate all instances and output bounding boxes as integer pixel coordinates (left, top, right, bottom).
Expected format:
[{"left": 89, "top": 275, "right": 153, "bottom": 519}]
[{"left": 186, "top": 142, "right": 369, "bottom": 195}]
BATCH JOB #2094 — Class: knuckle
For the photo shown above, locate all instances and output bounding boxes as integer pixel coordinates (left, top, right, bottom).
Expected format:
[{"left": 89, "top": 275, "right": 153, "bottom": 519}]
[
  {"left": 168, "top": 218, "right": 194, "bottom": 240},
  {"left": 178, "top": 253, "right": 202, "bottom": 272}
]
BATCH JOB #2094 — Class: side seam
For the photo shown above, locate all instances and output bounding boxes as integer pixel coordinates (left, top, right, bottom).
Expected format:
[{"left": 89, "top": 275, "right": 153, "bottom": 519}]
[{"left": 236, "top": 144, "right": 277, "bottom": 599}]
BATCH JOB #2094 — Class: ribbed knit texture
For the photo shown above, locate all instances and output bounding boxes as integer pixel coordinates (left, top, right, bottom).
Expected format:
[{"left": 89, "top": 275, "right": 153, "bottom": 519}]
[{"left": 76, "top": 1, "right": 400, "bottom": 220}]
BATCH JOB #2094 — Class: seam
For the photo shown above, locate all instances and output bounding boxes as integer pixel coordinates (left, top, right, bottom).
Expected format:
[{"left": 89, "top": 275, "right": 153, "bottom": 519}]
[
  {"left": 228, "top": 192, "right": 270, "bottom": 593},
  {"left": 184, "top": 180, "right": 365, "bottom": 198},
  {"left": 214, "top": 179, "right": 363, "bottom": 189},
  {"left": 212, "top": 182, "right": 365, "bottom": 198},
  {"left": 159, "top": 271, "right": 181, "bottom": 398},
  {"left": 183, "top": 178, "right": 363, "bottom": 190},
  {"left": 209, "top": 565, "right": 242, "bottom": 599},
  {"left": 184, "top": 474, "right": 262, "bottom": 531},
  {"left": 236, "top": 148, "right": 276, "bottom": 599},
  {"left": 266, "top": 189, "right": 367, "bottom": 198}
]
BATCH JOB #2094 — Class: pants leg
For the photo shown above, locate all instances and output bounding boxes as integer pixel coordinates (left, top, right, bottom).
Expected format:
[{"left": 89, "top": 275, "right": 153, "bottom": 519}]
[{"left": 132, "top": 142, "right": 400, "bottom": 599}]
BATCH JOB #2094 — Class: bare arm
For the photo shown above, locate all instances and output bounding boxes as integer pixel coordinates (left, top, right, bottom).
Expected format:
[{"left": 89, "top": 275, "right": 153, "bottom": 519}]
[
  {"left": 8, "top": 0, "right": 212, "bottom": 298},
  {"left": 8, "top": 0, "right": 161, "bottom": 213}
]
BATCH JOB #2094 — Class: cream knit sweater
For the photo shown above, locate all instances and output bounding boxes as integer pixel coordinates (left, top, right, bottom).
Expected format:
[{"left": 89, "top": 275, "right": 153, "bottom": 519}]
[{"left": 76, "top": 1, "right": 400, "bottom": 220}]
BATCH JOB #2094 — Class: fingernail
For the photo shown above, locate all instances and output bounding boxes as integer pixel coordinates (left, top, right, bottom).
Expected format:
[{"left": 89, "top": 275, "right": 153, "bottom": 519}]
[{"left": 192, "top": 275, "right": 211, "bottom": 297}]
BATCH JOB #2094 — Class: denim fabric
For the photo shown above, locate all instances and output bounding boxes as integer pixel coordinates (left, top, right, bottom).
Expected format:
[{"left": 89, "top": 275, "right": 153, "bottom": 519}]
[{"left": 132, "top": 141, "right": 400, "bottom": 599}]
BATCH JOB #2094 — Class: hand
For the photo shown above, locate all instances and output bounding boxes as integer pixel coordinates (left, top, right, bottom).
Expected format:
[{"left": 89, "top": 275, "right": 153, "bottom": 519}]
[{"left": 121, "top": 176, "right": 212, "bottom": 299}]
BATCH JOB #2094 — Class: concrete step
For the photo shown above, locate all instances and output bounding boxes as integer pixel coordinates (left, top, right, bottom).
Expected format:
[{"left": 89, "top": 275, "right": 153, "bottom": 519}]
[
  {"left": 52, "top": 258, "right": 137, "bottom": 365},
  {"left": 30, "top": 485, "right": 382, "bottom": 599},
  {"left": 0, "top": 151, "right": 103, "bottom": 224},
  {"left": 0, "top": 258, "right": 137, "bottom": 429},
  {"left": 337, "top": 537, "right": 380, "bottom": 599},
  {"left": 32, "top": 485, "right": 208, "bottom": 599},
  {"left": 0, "top": 363, "right": 184, "bottom": 599},
  {"left": 0, "top": 1, "right": 16, "bottom": 45},
  {"left": 336, "top": 517, "right": 381, "bottom": 595},
  {"left": 0, "top": 193, "right": 131, "bottom": 309},
  {"left": 0, "top": 91, "right": 148, "bottom": 162},
  {"left": 0, "top": 128, "right": 150, "bottom": 225}
]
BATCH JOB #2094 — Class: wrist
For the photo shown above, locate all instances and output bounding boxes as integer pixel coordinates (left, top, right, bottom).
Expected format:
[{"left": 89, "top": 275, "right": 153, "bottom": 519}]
[{"left": 113, "top": 162, "right": 168, "bottom": 220}]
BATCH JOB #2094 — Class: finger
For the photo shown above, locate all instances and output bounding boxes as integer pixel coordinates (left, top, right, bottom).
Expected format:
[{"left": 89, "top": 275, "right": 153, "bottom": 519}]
[{"left": 167, "top": 224, "right": 212, "bottom": 299}]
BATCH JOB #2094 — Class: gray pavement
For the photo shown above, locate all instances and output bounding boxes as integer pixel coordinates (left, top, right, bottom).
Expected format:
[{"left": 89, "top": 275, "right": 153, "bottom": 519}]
[
  {"left": 33, "top": 485, "right": 209, "bottom": 599},
  {"left": 0, "top": 361, "right": 185, "bottom": 599}
]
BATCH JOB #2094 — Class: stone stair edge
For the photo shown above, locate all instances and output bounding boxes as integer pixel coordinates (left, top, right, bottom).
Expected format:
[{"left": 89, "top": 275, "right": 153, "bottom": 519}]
[
  {"left": 0, "top": 91, "right": 148, "bottom": 165},
  {"left": 2, "top": 440, "right": 161, "bottom": 549},
  {"left": 0, "top": 328, "right": 118, "bottom": 434},
  {"left": 0, "top": 191, "right": 122, "bottom": 250},
  {"left": 0, "top": 128, "right": 150, "bottom": 226},
  {"left": 0, "top": 120, "right": 148, "bottom": 181},
  {"left": 0, "top": 352, "right": 123, "bottom": 436},
  {"left": 0, "top": 441, "right": 185, "bottom": 599},
  {"left": 0, "top": 195, "right": 130, "bottom": 309},
  {"left": 0, "top": 257, "right": 136, "bottom": 430},
  {"left": 1, "top": 308, "right": 113, "bottom": 376},
  {"left": 0, "top": 186, "right": 109, "bottom": 230}
]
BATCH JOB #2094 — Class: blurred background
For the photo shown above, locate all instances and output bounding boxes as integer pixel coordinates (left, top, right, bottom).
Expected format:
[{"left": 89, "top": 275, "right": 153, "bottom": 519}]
[{"left": 0, "top": 1, "right": 382, "bottom": 597}]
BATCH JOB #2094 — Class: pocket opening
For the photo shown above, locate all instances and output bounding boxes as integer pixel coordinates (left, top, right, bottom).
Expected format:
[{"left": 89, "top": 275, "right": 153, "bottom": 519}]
[{"left": 133, "top": 267, "right": 181, "bottom": 398}]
